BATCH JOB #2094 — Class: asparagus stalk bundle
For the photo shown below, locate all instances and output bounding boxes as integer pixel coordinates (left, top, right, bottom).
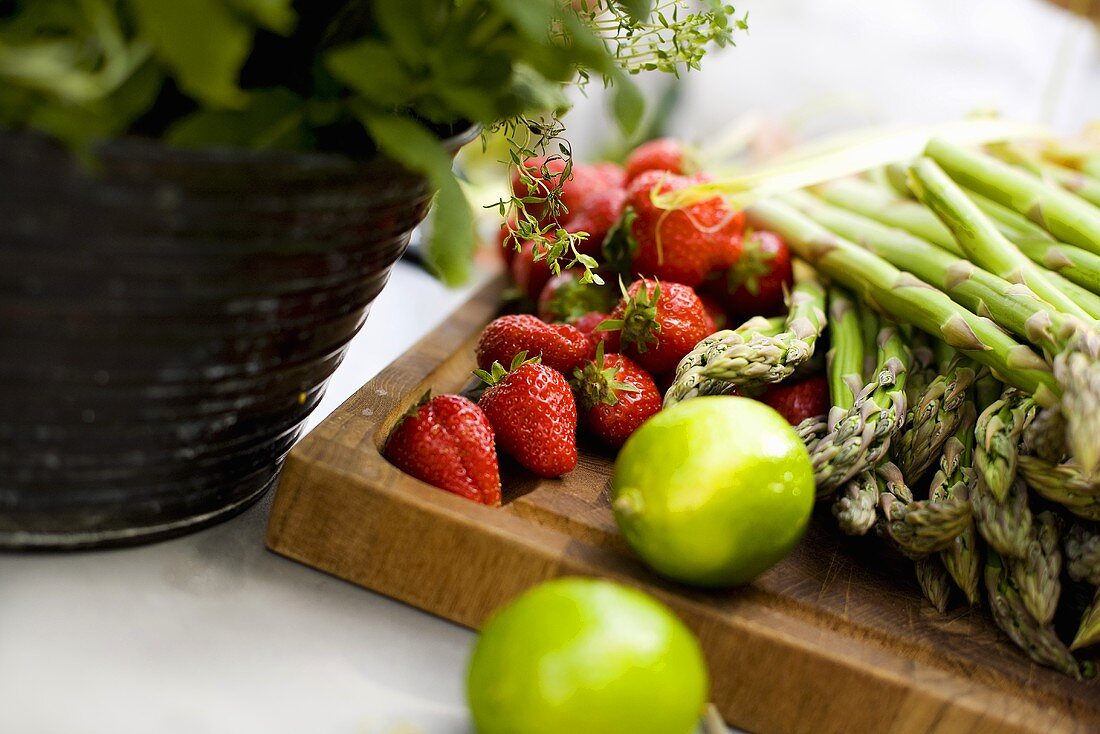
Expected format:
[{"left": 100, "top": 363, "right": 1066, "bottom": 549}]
[
  {"left": 819, "top": 177, "right": 1100, "bottom": 302},
  {"left": 907, "top": 158, "right": 1093, "bottom": 321},
  {"left": 925, "top": 138, "right": 1100, "bottom": 258},
  {"left": 663, "top": 263, "right": 826, "bottom": 405},
  {"left": 744, "top": 200, "right": 1061, "bottom": 401},
  {"left": 672, "top": 127, "right": 1100, "bottom": 674}
]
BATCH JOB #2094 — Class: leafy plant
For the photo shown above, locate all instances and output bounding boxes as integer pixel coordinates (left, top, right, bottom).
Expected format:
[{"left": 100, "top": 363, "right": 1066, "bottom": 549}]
[{"left": 0, "top": 0, "right": 744, "bottom": 283}]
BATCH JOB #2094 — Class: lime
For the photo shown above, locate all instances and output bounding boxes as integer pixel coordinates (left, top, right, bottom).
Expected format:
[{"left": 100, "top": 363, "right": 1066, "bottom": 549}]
[
  {"left": 612, "top": 395, "right": 814, "bottom": 587},
  {"left": 466, "top": 577, "right": 708, "bottom": 734}
]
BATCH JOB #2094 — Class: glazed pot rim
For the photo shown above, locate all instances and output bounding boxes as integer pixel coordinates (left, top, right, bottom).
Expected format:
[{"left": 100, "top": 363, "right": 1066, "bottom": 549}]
[{"left": 0, "top": 121, "right": 481, "bottom": 171}]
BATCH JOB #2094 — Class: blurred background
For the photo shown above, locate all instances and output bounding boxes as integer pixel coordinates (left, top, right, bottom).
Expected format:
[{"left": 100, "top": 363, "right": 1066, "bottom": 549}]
[{"left": 562, "top": 0, "right": 1099, "bottom": 158}]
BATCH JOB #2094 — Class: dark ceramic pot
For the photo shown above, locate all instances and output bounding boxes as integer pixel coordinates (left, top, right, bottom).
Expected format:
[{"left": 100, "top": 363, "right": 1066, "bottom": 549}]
[{"left": 0, "top": 126, "right": 478, "bottom": 549}]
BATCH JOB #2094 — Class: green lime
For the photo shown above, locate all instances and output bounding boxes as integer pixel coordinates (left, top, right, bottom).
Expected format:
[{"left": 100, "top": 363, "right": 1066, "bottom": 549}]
[
  {"left": 466, "top": 577, "right": 708, "bottom": 734},
  {"left": 612, "top": 395, "right": 814, "bottom": 587}
]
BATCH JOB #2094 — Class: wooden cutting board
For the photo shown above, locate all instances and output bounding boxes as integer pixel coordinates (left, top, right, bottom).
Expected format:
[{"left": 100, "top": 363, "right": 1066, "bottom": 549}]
[{"left": 266, "top": 275, "right": 1099, "bottom": 734}]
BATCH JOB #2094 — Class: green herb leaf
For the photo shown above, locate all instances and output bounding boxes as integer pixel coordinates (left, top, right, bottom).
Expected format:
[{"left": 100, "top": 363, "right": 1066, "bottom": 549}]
[
  {"left": 360, "top": 111, "right": 475, "bottom": 286},
  {"left": 165, "top": 88, "right": 308, "bottom": 149},
  {"left": 130, "top": 0, "right": 250, "bottom": 107},
  {"left": 226, "top": 0, "right": 296, "bottom": 35},
  {"left": 325, "top": 40, "right": 415, "bottom": 109},
  {"left": 611, "top": 74, "right": 645, "bottom": 137}
]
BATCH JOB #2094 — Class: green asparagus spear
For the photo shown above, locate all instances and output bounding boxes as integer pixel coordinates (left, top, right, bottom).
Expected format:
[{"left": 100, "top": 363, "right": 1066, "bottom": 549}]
[
  {"left": 966, "top": 189, "right": 1100, "bottom": 298},
  {"left": 825, "top": 285, "right": 865, "bottom": 414},
  {"left": 933, "top": 406, "right": 982, "bottom": 605},
  {"left": 820, "top": 177, "right": 1100, "bottom": 302},
  {"left": 894, "top": 357, "right": 978, "bottom": 479},
  {"left": 972, "top": 476, "right": 1034, "bottom": 560},
  {"left": 1064, "top": 522, "right": 1100, "bottom": 585},
  {"left": 744, "top": 199, "right": 1061, "bottom": 403},
  {"left": 1072, "top": 588, "right": 1100, "bottom": 652},
  {"left": 907, "top": 157, "right": 1092, "bottom": 320},
  {"left": 809, "top": 323, "right": 909, "bottom": 497},
  {"left": 974, "top": 389, "right": 1037, "bottom": 502},
  {"left": 985, "top": 550, "right": 1081, "bottom": 678},
  {"left": 833, "top": 469, "right": 880, "bottom": 536},
  {"left": 1019, "top": 456, "right": 1100, "bottom": 522},
  {"left": 1022, "top": 406, "right": 1068, "bottom": 463},
  {"left": 990, "top": 144, "right": 1100, "bottom": 209},
  {"left": 664, "top": 262, "right": 826, "bottom": 405},
  {"left": 916, "top": 555, "right": 953, "bottom": 613},
  {"left": 1007, "top": 511, "right": 1062, "bottom": 626},
  {"left": 817, "top": 178, "right": 957, "bottom": 251},
  {"left": 926, "top": 138, "right": 1100, "bottom": 258},
  {"left": 879, "top": 481, "right": 971, "bottom": 560}
]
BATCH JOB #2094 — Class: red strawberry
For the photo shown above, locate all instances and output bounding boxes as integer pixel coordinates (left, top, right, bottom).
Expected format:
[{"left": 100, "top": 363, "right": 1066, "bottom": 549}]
[
  {"left": 476, "top": 314, "right": 593, "bottom": 376},
  {"left": 572, "top": 346, "right": 662, "bottom": 448},
  {"left": 537, "top": 271, "right": 618, "bottom": 324},
  {"left": 624, "top": 170, "right": 744, "bottom": 288},
  {"left": 572, "top": 310, "right": 614, "bottom": 351},
  {"left": 602, "top": 278, "right": 711, "bottom": 376},
  {"left": 758, "top": 376, "right": 829, "bottom": 426},
  {"left": 713, "top": 229, "right": 793, "bottom": 320},
  {"left": 624, "top": 138, "right": 694, "bottom": 182},
  {"left": 565, "top": 187, "right": 627, "bottom": 257},
  {"left": 559, "top": 164, "right": 627, "bottom": 256},
  {"left": 510, "top": 240, "right": 555, "bottom": 301},
  {"left": 383, "top": 393, "right": 501, "bottom": 506},
  {"left": 477, "top": 357, "right": 578, "bottom": 477},
  {"left": 593, "top": 162, "right": 627, "bottom": 188}
]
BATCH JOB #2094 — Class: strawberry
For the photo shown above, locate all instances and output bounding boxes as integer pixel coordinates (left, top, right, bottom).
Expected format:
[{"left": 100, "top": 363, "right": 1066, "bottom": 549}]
[
  {"left": 758, "top": 375, "right": 829, "bottom": 426},
  {"left": 624, "top": 137, "right": 694, "bottom": 182},
  {"left": 593, "top": 162, "right": 627, "bottom": 188},
  {"left": 602, "top": 278, "right": 711, "bottom": 376},
  {"left": 572, "top": 345, "right": 662, "bottom": 448},
  {"left": 572, "top": 310, "right": 614, "bottom": 351},
  {"left": 510, "top": 240, "right": 555, "bottom": 301},
  {"left": 383, "top": 393, "right": 501, "bottom": 506},
  {"left": 565, "top": 186, "right": 627, "bottom": 257},
  {"left": 476, "top": 314, "right": 593, "bottom": 376},
  {"left": 712, "top": 229, "right": 793, "bottom": 320},
  {"left": 623, "top": 170, "right": 744, "bottom": 288},
  {"left": 477, "top": 356, "right": 578, "bottom": 477},
  {"left": 537, "top": 271, "right": 618, "bottom": 324},
  {"left": 559, "top": 163, "right": 627, "bottom": 256}
]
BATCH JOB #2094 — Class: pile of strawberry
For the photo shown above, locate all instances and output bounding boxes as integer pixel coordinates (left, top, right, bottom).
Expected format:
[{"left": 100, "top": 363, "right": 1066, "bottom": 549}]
[{"left": 384, "top": 139, "right": 830, "bottom": 506}]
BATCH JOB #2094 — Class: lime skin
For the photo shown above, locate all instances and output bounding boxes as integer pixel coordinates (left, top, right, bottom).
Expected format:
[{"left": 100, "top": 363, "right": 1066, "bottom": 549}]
[
  {"left": 466, "top": 577, "right": 708, "bottom": 734},
  {"left": 611, "top": 396, "right": 815, "bottom": 587}
]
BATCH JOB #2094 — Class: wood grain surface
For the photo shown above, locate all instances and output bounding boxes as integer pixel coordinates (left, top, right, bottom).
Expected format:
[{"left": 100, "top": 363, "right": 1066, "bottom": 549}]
[{"left": 267, "top": 275, "right": 1100, "bottom": 734}]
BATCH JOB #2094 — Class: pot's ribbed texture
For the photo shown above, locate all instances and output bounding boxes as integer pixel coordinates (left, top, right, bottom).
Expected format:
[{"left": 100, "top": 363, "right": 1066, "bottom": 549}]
[{"left": 0, "top": 128, "right": 476, "bottom": 548}]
